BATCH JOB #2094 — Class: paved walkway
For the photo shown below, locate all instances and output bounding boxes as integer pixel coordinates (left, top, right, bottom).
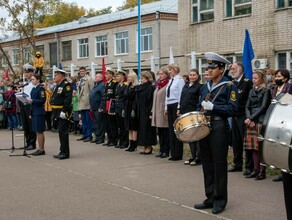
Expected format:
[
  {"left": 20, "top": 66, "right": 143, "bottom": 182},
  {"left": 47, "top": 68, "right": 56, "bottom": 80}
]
[{"left": 0, "top": 130, "right": 286, "bottom": 220}]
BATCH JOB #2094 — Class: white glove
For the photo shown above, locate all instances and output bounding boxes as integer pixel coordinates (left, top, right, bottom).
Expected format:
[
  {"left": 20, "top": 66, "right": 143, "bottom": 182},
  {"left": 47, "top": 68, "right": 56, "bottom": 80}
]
[
  {"left": 60, "top": 111, "right": 66, "bottom": 119},
  {"left": 202, "top": 101, "right": 214, "bottom": 111}
]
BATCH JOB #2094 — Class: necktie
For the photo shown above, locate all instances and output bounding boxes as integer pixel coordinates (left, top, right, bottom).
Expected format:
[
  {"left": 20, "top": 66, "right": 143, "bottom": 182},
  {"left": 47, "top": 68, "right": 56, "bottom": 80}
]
[{"left": 167, "top": 78, "right": 174, "bottom": 98}]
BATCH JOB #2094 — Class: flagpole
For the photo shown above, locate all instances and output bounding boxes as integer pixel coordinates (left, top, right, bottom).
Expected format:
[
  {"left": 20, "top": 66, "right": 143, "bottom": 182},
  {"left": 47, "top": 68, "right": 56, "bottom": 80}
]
[{"left": 137, "top": 0, "right": 141, "bottom": 81}]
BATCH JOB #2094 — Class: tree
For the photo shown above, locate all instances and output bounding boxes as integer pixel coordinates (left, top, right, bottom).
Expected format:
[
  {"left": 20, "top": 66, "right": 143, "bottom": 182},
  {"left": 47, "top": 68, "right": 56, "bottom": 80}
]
[
  {"left": 120, "top": 0, "right": 161, "bottom": 10},
  {"left": 0, "top": 0, "right": 59, "bottom": 77}
]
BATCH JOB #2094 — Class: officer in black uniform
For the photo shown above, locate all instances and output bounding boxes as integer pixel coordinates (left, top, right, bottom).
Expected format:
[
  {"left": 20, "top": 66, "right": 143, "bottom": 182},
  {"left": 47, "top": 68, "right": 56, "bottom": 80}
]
[
  {"left": 194, "top": 52, "right": 238, "bottom": 215},
  {"left": 114, "top": 69, "right": 129, "bottom": 149},
  {"left": 101, "top": 67, "right": 118, "bottom": 146},
  {"left": 50, "top": 69, "right": 72, "bottom": 160},
  {"left": 228, "top": 62, "right": 253, "bottom": 175}
]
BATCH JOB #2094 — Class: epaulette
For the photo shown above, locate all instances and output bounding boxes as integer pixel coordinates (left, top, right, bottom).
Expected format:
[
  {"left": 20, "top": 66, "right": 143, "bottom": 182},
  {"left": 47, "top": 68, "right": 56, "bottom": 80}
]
[
  {"left": 244, "top": 78, "right": 249, "bottom": 82},
  {"left": 123, "top": 82, "right": 128, "bottom": 85},
  {"left": 227, "top": 81, "right": 234, "bottom": 86}
]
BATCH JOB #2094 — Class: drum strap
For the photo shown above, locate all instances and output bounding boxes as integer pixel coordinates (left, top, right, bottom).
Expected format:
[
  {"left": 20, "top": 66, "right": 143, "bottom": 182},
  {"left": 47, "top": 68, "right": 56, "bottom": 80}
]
[{"left": 201, "top": 85, "right": 225, "bottom": 112}]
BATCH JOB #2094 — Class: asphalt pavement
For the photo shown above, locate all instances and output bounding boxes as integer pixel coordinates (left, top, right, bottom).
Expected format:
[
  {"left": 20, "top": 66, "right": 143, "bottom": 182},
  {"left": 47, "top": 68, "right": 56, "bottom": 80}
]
[{"left": 0, "top": 129, "right": 286, "bottom": 220}]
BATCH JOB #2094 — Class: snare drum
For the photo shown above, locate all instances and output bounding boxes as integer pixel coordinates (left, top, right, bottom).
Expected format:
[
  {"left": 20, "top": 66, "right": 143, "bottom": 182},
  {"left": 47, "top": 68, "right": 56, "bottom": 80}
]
[
  {"left": 174, "top": 111, "right": 210, "bottom": 142},
  {"left": 259, "top": 93, "right": 292, "bottom": 173}
]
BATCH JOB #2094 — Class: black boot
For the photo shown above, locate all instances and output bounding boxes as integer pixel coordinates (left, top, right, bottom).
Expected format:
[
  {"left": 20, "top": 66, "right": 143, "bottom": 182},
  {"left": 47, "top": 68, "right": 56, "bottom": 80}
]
[
  {"left": 128, "top": 140, "right": 137, "bottom": 152},
  {"left": 125, "top": 140, "right": 133, "bottom": 151}
]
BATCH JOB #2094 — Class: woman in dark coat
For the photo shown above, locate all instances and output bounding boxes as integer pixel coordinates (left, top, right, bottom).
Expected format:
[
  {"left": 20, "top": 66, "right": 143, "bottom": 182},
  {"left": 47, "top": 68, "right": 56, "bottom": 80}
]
[
  {"left": 27, "top": 74, "right": 46, "bottom": 156},
  {"left": 136, "top": 71, "right": 157, "bottom": 154},
  {"left": 124, "top": 71, "right": 139, "bottom": 152},
  {"left": 4, "top": 84, "right": 17, "bottom": 129},
  {"left": 244, "top": 70, "right": 271, "bottom": 180},
  {"left": 177, "top": 69, "right": 202, "bottom": 166}
]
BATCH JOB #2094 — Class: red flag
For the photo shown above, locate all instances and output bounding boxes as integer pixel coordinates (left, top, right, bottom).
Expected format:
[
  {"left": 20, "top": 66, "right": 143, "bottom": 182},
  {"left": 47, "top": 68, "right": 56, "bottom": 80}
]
[
  {"left": 3, "top": 69, "right": 8, "bottom": 80},
  {"left": 102, "top": 58, "right": 107, "bottom": 83}
]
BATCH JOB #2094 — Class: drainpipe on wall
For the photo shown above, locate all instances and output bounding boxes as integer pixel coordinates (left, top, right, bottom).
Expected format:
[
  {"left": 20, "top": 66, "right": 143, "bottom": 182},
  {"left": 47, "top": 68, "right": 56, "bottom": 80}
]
[
  {"left": 55, "top": 32, "right": 60, "bottom": 68},
  {"left": 156, "top": 11, "right": 161, "bottom": 68}
]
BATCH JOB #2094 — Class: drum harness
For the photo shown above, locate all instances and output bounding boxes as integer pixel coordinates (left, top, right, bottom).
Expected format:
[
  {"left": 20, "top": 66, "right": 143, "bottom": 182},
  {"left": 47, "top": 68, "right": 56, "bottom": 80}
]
[{"left": 201, "top": 84, "right": 226, "bottom": 130}]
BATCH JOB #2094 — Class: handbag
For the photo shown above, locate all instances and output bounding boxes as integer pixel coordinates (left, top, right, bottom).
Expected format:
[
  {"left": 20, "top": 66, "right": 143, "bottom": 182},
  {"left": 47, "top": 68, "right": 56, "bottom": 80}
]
[{"left": 2, "top": 100, "right": 12, "bottom": 110}]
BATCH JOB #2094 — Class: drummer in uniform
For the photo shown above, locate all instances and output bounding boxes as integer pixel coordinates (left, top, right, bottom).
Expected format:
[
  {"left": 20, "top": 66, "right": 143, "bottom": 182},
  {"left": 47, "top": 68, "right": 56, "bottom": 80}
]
[
  {"left": 194, "top": 52, "right": 238, "bottom": 214},
  {"left": 50, "top": 69, "right": 72, "bottom": 160}
]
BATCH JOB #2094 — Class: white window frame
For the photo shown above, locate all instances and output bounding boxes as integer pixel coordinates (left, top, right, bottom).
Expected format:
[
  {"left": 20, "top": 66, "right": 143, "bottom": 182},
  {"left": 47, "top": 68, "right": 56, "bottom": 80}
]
[
  {"left": 115, "top": 31, "right": 129, "bottom": 55},
  {"left": 96, "top": 35, "right": 108, "bottom": 57},
  {"left": 137, "top": 27, "right": 153, "bottom": 53},
  {"left": 12, "top": 49, "right": 20, "bottom": 66},
  {"left": 24, "top": 47, "right": 32, "bottom": 63},
  {"left": 61, "top": 41, "right": 72, "bottom": 61},
  {"left": 276, "top": 0, "right": 292, "bottom": 8},
  {"left": 276, "top": 51, "right": 292, "bottom": 74},
  {"left": 77, "top": 38, "right": 89, "bottom": 58},
  {"left": 225, "top": 0, "right": 252, "bottom": 17},
  {"left": 191, "top": 0, "right": 214, "bottom": 23}
]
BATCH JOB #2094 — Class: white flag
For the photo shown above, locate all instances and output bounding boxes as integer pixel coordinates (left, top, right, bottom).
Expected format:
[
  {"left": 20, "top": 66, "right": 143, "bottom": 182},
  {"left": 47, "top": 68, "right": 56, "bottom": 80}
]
[{"left": 169, "top": 47, "right": 175, "bottom": 64}]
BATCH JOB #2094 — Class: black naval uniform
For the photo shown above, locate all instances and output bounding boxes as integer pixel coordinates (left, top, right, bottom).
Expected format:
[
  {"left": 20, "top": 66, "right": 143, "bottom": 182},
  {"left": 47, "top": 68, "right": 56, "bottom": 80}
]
[
  {"left": 101, "top": 79, "right": 118, "bottom": 146},
  {"left": 197, "top": 76, "right": 238, "bottom": 211},
  {"left": 50, "top": 78, "right": 72, "bottom": 158},
  {"left": 115, "top": 82, "right": 129, "bottom": 148},
  {"left": 231, "top": 75, "right": 253, "bottom": 172}
]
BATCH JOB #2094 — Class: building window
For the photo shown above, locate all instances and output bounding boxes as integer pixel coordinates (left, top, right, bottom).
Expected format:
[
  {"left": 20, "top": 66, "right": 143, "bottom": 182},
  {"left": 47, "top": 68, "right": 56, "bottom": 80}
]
[
  {"left": 24, "top": 47, "right": 32, "bottom": 63},
  {"left": 276, "top": 0, "right": 292, "bottom": 8},
  {"left": 78, "top": 38, "right": 89, "bottom": 58},
  {"left": 62, "top": 41, "right": 72, "bottom": 61},
  {"left": 225, "top": 0, "right": 252, "bottom": 17},
  {"left": 139, "top": 27, "right": 153, "bottom": 52},
  {"left": 96, "top": 35, "right": 108, "bottom": 57},
  {"left": 115, "top": 31, "right": 129, "bottom": 55},
  {"left": 13, "top": 49, "right": 20, "bottom": 65},
  {"left": 277, "top": 52, "right": 292, "bottom": 77},
  {"left": 191, "top": 0, "right": 214, "bottom": 23}
]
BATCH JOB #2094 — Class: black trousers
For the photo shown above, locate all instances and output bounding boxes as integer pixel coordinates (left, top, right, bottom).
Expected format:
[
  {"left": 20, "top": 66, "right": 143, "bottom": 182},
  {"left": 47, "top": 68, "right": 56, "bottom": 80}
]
[
  {"left": 45, "top": 111, "right": 52, "bottom": 130},
  {"left": 104, "top": 113, "right": 118, "bottom": 144},
  {"left": 231, "top": 115, "right": 253, "bottom": 171},
  {"left": 116, "top": 114, "right": 129, "bottom": 147},
  {"left": 158, "top": 127, "right": 169, "bottom": 154},
  {"left": 57, "top": 118, "right": 70, "bottom": 156},
  {"left": 19, "top": 103, "right": 36, "bottom": 147},
  {"left": 92, "top": 110, "right": 105, "bottom": 141},
  {"left": 199, "top": 120, "right": 230, "bottom": 209},
  {"left": 167, "top": 103, "right": 183, "bottom": 158},
  {"left": 283, "top": 172, "right": 292, "bottom": 220},
  {"left": 189, "top": 141, "right": 200, "bottom": 160}
]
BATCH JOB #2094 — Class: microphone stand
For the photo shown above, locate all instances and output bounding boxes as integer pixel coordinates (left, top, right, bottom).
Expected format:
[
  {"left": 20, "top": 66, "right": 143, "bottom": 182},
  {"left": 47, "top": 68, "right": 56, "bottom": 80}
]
[{"left": 9, "top": 90, "right": 31, "bottom": 158}]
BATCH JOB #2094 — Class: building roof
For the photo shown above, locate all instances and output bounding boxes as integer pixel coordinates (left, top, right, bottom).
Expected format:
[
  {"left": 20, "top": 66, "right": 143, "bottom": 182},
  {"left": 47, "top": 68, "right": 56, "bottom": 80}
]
[{"left": 3, "top": 0, "right": 177, "bottom": 42}]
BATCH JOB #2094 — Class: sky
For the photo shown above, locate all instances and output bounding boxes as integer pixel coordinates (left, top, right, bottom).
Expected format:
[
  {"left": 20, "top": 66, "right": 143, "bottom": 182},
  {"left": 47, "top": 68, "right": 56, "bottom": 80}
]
[{"left": 64, "top": 0, "right": 125, "bottom": 11}]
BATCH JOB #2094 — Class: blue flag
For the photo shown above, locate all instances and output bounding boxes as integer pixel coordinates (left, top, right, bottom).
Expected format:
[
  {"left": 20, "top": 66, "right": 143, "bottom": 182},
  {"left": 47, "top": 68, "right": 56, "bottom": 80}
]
[
  {"left": 59, "top": 63, "right": 63, "bottom": 70},
  {"left": 242, "top": 29, "right": 254, "bottom": 80}
]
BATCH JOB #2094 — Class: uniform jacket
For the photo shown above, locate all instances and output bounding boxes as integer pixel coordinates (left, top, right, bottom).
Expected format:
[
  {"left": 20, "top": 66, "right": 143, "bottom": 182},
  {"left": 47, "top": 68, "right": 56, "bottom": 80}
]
[
  {"left": 233, "top": 75, "right": 253, "bottom": 117},
  {"left": 78, "top": 74, "right": 95, "bottom": 110},
  {"left": 30, "top": 84, "right": 46, "bottom": 116},
  {"left": 151, "top": 84, "right": 168, "bottom": 128},
  {"left": 245, "top": 87, "right": 271, "bottom": 123},
  {"left": 179, "top": 81, "right": 202, "bottom": 114},
  {"left": 101, "top": 79, "right": 117, "bottom": 112},
  {"left": 50, "top": 79, "right": 72, "bottom": 119},
  {"left": 115, "top": 82, "right": 127, "bottom": 115},
  {"left": 198, "top": 76, "right": 238, "bottom": 118},
  {"left": 89, "top": 81, "right": 105, "bottom": 111}
]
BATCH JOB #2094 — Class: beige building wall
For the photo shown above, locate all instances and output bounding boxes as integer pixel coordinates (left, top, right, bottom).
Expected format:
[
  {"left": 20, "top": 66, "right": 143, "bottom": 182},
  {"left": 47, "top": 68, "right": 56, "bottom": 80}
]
[{"left": 178, "top": 0, "right": 292, "bottom": 75}]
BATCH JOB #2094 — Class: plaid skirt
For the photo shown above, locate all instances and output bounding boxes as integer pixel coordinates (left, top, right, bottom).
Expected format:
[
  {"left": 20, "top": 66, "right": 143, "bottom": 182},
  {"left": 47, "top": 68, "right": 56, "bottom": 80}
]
[{"left": 244, "top": 123, "right": 262, "bottom": 150}]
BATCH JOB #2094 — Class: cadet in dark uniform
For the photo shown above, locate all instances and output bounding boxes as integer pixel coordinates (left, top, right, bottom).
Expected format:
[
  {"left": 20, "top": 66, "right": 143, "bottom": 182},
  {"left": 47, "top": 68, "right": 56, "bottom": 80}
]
[
  {"left": 114, "top": 69, "right": 129, "bottom": 149},
  {"left": 101, "top": 67, "right": 118, "bottom": 146},
  {"left": 27, "top": 74, "right": 46, "bottom": 156},
  {"left": 194, "top": 52, "right": 238, "bottom": 215},
  {"left": 228, "top": 62, "right": 253, "bottom": 175},
  {"left": 50, "top": 69, "right": 72, "bottom": 160},
  {"left": 20, "top": 64, "right": 37, "bottom": 150}
]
